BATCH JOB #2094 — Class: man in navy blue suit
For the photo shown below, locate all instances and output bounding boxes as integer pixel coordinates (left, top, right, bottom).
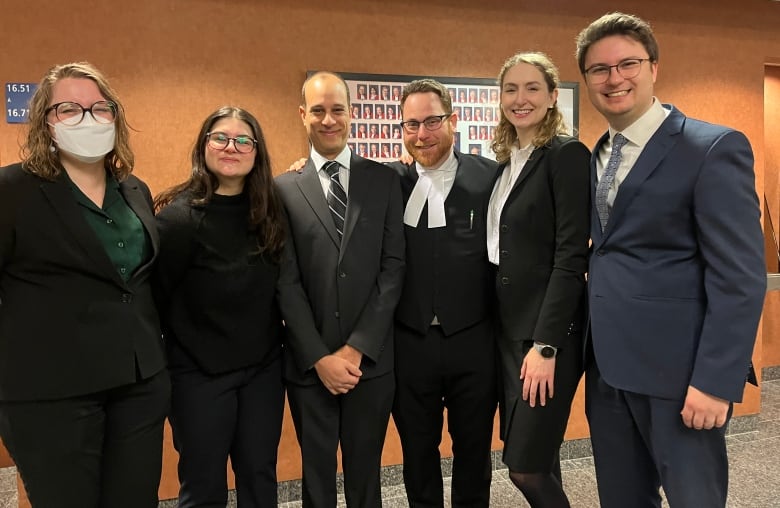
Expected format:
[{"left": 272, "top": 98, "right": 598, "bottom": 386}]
[{"left": 576, "top": 12, "right": 766, "bottom": 507}]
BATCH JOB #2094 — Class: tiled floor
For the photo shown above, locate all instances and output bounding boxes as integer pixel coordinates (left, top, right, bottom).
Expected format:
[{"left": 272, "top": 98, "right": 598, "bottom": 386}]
[
  {"left": 2, "top": 379, "right": 779, "bottom": 507},
  {"left": 285, "top": 380, "right": 780, "bottom": 508}
]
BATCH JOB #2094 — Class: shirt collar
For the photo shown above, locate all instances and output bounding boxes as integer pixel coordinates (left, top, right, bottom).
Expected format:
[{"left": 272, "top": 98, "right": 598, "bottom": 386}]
[
  {"left": 311, "top": 145, "right": 352, "bottom": 172},
  {"left": 609, "top": 98, "right": 668, "bottom": 146},
  {"left": 415, "top": 149, "right": 457, "bottom": 175}
]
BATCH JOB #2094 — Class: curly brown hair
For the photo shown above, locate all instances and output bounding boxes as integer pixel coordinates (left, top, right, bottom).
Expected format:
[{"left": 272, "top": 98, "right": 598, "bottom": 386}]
[{"left": 21, "top": 62, "right": 133, "bottom": 181}]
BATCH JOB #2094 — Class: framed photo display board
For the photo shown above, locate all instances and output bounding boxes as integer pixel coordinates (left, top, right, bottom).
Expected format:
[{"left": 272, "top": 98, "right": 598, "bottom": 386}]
[{"left": 311, "top": 71, "right": 579, "bottom": 163}]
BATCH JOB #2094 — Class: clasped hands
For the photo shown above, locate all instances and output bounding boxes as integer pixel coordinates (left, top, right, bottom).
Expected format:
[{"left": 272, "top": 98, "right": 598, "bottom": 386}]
[{"left": 314, "top": 344, "right": 363, "bottom": 395}]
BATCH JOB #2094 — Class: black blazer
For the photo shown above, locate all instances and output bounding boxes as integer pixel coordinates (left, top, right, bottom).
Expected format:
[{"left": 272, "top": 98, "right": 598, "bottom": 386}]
[
  {"left": 390, "top": 152, "right": 498, "bottom": 336},
  {"left": 494, "top": 136, "right": 591, "bottom": 348},
  {"left": 275, "top": 153, "right": 405, "bottom": 385},
  {"left": 0, "top": 163, "right": 165, "bottom": 401}
]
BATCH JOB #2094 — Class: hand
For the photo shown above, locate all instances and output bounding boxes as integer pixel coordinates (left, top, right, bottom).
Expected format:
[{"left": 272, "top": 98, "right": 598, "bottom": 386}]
[
  {"left": 334, "top": 344, "right": 363, "bottom": 367},
  {"left": 287, "top": 158, "right": 307, "bottom": 172},
  {"left": 399, "top": 153, "right": 414, "bottom": 165},
  {"left": 314, "top": 354, "right": 362, "bottom": 395},
  {"left": 520, "top": 347, "right": 555, "bottom": 407},
  {"left": 680, "top": 385, "right": 730, "bottom": 430}
]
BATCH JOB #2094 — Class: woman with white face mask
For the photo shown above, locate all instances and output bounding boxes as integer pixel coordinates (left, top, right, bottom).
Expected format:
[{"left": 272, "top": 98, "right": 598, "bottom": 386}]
[{"left": 0, "top": 62, "right": 170, "bottom": 508}]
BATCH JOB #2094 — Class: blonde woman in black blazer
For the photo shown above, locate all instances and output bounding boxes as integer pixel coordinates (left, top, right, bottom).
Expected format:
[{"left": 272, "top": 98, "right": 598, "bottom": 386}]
[
  {"left": 489, "top": 52, "right": 590, "bottom": 507},
  {"left": 0, "top": 63, "right": 169, "bottom": 508}
]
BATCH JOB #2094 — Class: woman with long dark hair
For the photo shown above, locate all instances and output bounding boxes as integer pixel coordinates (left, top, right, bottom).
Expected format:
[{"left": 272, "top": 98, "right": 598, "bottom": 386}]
[{"left": 155, "top": 106, "right": 286, "bottom": 507}]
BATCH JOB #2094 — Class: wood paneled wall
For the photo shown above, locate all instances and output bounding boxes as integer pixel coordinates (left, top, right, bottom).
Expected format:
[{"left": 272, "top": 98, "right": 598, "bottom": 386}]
[{"left": 2, "top": 0, "right": 780, "bottom": 502}]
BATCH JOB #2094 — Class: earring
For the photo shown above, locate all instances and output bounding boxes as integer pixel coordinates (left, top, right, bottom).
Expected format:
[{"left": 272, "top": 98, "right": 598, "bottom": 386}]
[{"left": 49, "top": 144, "right": 56, "bottom": 153}]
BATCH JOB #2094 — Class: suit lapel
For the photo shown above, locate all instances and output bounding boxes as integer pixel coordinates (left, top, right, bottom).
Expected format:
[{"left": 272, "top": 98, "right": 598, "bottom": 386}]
[
  {"left": 119, "top": 178, "right": 159, "bottom": 275},
  {"left": 340, "top": 154, "right": 368, "bottom": 256},
  {"left": 495, "top": 146, "right": 546, "bottom": 213},
  {"left": 604, "top": 109, "right": 684, "bottom": 238},
  {"left": 297, "top": 160, "right": 341, "bottom": 247},
  {"left": 39, "top": 175, "right": 123, "bottom": 285},
  {"left": 509, "top": 146, "right": 545, "bottom": 195}
]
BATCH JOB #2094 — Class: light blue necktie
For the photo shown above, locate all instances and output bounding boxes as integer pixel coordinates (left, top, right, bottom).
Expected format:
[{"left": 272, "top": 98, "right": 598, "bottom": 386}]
[{"left": 595, "top": 133, "right": 628, "bottom": 232}]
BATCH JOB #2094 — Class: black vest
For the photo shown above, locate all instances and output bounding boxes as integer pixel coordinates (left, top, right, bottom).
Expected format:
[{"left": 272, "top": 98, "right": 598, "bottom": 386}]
[{"left": 395, "top": 155, "right": 498, "bottom": 335}]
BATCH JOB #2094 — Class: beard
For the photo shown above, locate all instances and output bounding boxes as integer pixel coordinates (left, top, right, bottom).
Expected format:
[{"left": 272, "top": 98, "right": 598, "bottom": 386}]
[{"left": 405, "top": 128, "right": 454, "bottom": 168}]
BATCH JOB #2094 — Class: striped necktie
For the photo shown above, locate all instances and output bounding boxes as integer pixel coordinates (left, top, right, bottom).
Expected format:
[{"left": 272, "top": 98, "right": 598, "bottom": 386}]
[
  {"left": 324, "top": 161, "right": 347, "bottom": 240},
  {"left": 595, "top": 133, "right": 628, "bottom": 232}
]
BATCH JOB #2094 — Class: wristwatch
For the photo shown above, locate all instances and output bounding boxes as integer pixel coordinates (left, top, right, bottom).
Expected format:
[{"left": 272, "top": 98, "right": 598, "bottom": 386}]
[{"left": 533, "top": 342, "right": 558, "bottom": 359}]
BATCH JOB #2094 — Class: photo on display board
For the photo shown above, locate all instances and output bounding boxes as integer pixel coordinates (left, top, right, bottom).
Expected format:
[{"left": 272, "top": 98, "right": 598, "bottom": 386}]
[{"left": 307, "top": 70, "right": 579, "bottom": 163}]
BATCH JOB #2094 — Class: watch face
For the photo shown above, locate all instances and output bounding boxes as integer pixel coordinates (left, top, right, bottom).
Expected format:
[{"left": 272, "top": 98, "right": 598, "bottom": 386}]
[{"left": 540, "top": 346, "right": 556, "bottom": 358}]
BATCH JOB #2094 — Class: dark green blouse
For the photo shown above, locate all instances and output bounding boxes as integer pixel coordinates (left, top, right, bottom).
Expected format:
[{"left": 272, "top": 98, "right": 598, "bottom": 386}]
[{"left": 69, "top": 173, "right": 150, "bottom": 282}]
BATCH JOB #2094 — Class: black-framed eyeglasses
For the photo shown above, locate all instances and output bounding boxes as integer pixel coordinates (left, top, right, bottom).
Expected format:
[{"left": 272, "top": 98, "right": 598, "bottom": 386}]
[
  {"left": 45, "top": 101, "right": 117, "bottom": 126},
  {"left": 399, "top": 114, "right": 451, "bottom": 134},
  {"left": 583, "top": 58, "right": 653, "bottom": 84},
  {"left": 205, "top": 132, "right": 258, "bottom": 154}
]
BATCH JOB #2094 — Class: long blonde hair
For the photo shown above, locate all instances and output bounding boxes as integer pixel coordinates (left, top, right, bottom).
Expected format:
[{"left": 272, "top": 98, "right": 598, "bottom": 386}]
[
  {"left": 21, "top": 62, "right": 134, "bottom": 181},
  {"left": 491, "top": 52, "right": 568, "bottom": 163}
]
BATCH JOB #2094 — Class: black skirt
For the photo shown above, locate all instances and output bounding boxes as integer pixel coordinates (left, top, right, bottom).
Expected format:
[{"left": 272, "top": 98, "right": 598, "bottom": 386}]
[{"left": 497, "top": 335, "right": 583, "bottom": 473}]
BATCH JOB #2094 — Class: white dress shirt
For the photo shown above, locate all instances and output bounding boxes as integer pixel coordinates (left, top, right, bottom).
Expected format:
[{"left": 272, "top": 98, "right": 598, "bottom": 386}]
[
  {"left": 311, "top": 145, "right": 352, "bottom": 197},
  {"left": 596, "top": 99, "right": 669, "bottom": 207},
  {"left": 487, "top": 144, "right": 534, "bottom": 265}
]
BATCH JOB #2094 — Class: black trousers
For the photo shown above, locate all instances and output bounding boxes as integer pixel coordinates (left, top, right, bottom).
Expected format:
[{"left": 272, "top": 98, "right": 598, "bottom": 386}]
[
  {"left": 0, "top": 369, "right": 170, "bottom": 508},
  {"left": 287, "top": 372, "right": 394, "bottom": 508},
  {"left": 168, "top": 345, "right": 284, "bottom": 508},
  {"left": 393, "top": 320, "right": 497, "bottom": 508}
]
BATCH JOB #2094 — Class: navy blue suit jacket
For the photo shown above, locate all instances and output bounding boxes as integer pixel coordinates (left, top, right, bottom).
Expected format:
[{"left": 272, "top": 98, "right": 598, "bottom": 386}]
[{"left": 588, "top": 105, "right": 765, "bottom": 403}]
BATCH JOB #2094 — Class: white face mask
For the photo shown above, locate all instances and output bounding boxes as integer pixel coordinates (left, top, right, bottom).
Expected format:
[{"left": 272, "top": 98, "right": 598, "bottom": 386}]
[{"left": 50, "top": 115, "right": 116, "bottom": 164}]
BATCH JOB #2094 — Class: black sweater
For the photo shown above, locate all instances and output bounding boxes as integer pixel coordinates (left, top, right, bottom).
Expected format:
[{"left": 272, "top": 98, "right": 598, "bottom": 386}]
[{"left": 155, "top": 193, "right": 282, "bottom": 374}]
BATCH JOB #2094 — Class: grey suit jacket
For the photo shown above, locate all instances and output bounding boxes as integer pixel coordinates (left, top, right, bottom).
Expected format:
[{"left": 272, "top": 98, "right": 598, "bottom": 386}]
[{"left": 276, "top": 152, "right": 405, "bottom": 385}]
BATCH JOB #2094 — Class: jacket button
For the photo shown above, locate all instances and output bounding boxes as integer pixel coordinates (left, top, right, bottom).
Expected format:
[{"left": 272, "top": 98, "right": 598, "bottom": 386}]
[
  {"left": 501, "top": 276, "right": 510, "bottom": 285},
  {"left": 500, "top": 250, "right": 509, "bottom": 258},
  {"left": 339, "top": 272, "right": 347, "bottom": 278},
  {"left": 500, "top": 225, "right": 509, "bottom": 233},
  {"left": 121, "top": 293, "right": 133, "bottom": 303},
  {"left": 597, "top": 249, "right": 606, "bottom": 256},
  {"left": 334, "top": 311, "right": 340, "bottom": 318}
]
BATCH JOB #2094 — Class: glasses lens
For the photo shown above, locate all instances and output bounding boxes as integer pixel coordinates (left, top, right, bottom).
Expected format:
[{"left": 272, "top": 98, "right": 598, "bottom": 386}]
[
  {"left": 56, "top": 103, "right": 85, "bottom": 126},
  {"left": 586, "top": 67, "right": 610, "bottom": 84},
  {"left": 207, "top": 133, "right": 229, "bottom": 150},
  {"left": 423, "top": 116, "right": 444, "bottom": 130},
  {"left": 233, "top": 136, "right": 256, "bottom": 153},
  {"left": 402, "top": 122, "right": 419, "bottom": 133},
  {"left": 90, "top": 101, "right": 117, "bottom": 124},
  {"left": 617, "top": 60, "right": 642, "bottom": 79}
]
